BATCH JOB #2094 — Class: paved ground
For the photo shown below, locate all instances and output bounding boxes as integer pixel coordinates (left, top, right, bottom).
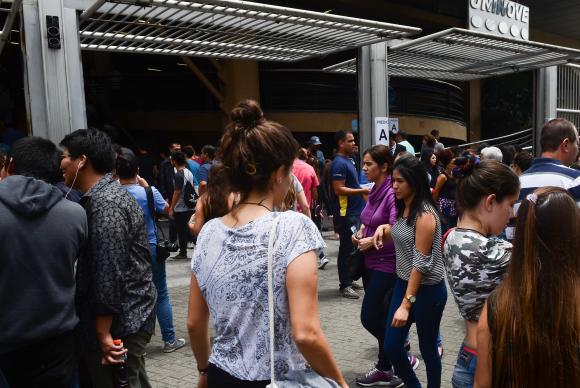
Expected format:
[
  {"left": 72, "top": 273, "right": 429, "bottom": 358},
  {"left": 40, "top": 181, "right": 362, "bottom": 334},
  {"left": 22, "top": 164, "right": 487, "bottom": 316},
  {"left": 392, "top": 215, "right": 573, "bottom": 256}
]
[{"left": 144, "top": 233, "right": 464, "bottom": 388}]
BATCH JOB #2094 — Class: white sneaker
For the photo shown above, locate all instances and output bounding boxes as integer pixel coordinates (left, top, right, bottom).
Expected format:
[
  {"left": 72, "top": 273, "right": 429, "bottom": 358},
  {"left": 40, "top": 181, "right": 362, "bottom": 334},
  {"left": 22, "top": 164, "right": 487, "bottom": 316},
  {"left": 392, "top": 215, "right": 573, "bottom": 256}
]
[{"left": 318, "top": 257, "right": 329, "bottom": 269}]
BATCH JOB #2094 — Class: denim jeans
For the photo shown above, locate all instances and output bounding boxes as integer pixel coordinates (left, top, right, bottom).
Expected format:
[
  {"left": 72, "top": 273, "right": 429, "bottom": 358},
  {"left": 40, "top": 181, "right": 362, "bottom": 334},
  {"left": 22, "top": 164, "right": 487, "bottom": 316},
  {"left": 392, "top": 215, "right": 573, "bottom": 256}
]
[
  {"left": 361, "top": 269, "right": 397, "bottom": 371},
  {"left": 335, "top": 215, "right": 360, "bottom": 289},
  {"left": 149, "top": 244, "right": 176, "bottom": 343},
  {"left": 384, "top": 278, "right": 447, "bottom": 388},
  {"left": 451, "top": 342, "right": 477, "bottom": 388}
]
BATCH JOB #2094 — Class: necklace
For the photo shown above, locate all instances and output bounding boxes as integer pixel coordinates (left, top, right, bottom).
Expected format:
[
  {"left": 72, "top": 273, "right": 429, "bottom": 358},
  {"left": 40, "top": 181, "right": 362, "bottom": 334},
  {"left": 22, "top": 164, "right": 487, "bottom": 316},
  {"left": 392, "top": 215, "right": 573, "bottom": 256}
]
[{"left": 237, "top": 199, "right": 273, "bottom": 212}]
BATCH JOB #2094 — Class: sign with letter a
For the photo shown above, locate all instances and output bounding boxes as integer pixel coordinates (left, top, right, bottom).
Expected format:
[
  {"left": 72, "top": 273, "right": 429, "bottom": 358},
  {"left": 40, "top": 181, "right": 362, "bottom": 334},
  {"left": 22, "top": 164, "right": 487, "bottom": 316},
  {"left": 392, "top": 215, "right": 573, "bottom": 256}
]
[{"left": 374, "top": 117, "right": 390, "bottom": 146}]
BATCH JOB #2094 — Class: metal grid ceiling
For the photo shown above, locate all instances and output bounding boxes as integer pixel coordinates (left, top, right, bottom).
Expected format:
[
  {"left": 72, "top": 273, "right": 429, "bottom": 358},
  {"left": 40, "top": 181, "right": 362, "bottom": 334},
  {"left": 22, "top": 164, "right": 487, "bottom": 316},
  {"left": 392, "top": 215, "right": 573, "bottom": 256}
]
[
  {"left": 389, "top": 28, "right": 580, "bottom": 79},
  {"left": 323, "top": 57, "right": 485, "bottom": 81},
  {"left": 79, "top": 0, "right": 421, "bottom": 62},
  {"left": 324, "top": 28, "right": 580, "bottom": 81}
]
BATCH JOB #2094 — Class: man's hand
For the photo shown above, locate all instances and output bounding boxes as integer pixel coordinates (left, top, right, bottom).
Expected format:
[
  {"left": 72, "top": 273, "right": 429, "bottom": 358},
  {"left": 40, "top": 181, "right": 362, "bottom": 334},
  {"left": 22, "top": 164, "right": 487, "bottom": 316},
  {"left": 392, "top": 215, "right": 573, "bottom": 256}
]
[
  {"left": 98, "top": 333, "right": 127, "bottom": 365},
  {"left": 136, "top": 175, "right": 149, "bottom": 187},
  {"left": 168, "top": 209, "right": 174, "bottom": 220}
]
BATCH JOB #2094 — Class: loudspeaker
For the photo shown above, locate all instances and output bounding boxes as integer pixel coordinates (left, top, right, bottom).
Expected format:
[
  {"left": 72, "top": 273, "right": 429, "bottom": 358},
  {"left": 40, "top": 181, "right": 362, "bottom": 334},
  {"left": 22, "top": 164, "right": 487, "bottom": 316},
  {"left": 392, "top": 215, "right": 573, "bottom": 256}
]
[{"left": 46, "top": 15, "right": 61, "bottom": 49}]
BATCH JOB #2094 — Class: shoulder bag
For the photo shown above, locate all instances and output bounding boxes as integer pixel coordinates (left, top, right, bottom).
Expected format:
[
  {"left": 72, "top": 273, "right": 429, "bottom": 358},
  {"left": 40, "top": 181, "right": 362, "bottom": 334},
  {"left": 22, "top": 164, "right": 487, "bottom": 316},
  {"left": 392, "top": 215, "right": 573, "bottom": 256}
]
[
  {"left": 145, "top": 186, "right": 171, "bottom": 261},
  {"left": 265, "top": 214, "right": 340, "bottom": 388}
]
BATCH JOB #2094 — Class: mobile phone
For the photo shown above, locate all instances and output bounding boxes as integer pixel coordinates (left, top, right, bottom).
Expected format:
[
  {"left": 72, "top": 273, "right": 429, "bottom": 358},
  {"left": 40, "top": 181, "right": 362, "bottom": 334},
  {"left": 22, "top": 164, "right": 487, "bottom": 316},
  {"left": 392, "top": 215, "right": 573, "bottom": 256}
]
[{"left": 350, "top": 225, "right": 358, "bottom": 235}]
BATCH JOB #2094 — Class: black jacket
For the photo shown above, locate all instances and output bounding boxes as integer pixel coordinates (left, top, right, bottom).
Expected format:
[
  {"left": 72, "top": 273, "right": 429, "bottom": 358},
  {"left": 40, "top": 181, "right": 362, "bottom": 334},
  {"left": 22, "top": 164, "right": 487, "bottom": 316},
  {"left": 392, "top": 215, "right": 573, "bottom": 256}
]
[
  {"left": 157, "top": 159, "right": 175, "bottom": 200},
  {"left": 0, "top": 175, "right": 87, "bottom": 353}
]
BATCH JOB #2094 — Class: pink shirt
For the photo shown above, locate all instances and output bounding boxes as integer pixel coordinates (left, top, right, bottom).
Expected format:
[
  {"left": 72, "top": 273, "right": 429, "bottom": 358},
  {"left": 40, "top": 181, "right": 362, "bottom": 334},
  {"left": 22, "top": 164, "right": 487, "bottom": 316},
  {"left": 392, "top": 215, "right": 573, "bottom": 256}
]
[{"left": 292, "top": 159, "right": 319, "bottom": 207}]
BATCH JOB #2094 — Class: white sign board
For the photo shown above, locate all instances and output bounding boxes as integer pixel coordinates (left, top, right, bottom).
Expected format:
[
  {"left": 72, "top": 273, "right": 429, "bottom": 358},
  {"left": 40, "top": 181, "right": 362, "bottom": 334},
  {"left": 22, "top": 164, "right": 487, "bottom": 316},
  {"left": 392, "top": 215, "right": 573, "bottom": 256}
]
[
  {"left": 468, "top": 0, "right": 530, "bottom": 41},
  {"left": 374, "top": 117, "right": 399, "bottom": 146}
]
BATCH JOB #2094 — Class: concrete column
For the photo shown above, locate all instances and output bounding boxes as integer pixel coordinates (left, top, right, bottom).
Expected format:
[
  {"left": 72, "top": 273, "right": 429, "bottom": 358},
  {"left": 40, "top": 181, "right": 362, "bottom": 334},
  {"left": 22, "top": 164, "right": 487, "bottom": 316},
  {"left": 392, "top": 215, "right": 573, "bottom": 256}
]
[
  {"left": 533, "top": 66, "right": 557, "bottom": 153},
  {"left": 22, "top": 0, "right": 86, "bottom": 142},
  {"left": 221, "top": 60, "right": 260, "bottom": 114},
  {"left": 358, "top": 42, "right": 388, "bottom": 156},
  {"left": 468, "top": 79, "right": 482, "bottom": 142}
]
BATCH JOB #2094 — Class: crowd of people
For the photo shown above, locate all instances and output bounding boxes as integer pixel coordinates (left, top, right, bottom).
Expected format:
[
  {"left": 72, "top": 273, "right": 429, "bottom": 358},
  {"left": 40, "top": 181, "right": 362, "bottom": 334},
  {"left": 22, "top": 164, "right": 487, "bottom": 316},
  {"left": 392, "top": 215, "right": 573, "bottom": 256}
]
[{"left": 0, "top": 98, "right": 579, "bottom": 388}]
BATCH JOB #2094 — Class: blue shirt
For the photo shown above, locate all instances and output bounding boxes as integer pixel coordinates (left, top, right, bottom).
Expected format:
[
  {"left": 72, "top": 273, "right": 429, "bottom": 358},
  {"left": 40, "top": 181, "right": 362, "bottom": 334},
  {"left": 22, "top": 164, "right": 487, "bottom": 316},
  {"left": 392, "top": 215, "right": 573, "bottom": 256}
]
[
  {"left": 198, "top": 161, "right": 214, "bottom": 183},
  {"left": 186, "top": 159, "right": 200, "bottom": 186},
  {"left": 124, "top": 184, "right": 167, "bottom": 244},
  {"left": 330, "top": 154, "right": 365, "bottom": 217}
]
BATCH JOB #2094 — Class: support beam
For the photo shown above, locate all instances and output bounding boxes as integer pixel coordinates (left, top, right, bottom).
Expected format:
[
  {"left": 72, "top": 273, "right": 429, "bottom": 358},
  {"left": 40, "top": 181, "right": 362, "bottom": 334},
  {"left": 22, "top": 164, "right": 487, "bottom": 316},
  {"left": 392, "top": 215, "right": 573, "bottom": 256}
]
[
  {"left": 22, "top": 0, "right": 86, "bottom": 142},
  {"left": 358, "top": 42, "right": 389, "bottom": 157},
  {"left": 533, "top": 66, "right": 557, "bottom": 154},
  {"left": 181, "top": 56, "right": 225, "bottom": 108},
  {"left": 468, "top": 80, "right": 481, "bottom": 142}
]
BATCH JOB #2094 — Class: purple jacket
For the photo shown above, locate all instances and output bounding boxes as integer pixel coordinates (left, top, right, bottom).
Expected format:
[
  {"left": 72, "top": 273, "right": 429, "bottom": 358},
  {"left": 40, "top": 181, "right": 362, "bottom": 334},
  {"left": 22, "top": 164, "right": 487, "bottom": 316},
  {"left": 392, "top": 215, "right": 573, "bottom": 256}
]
[{"left": 360, "top": 176, "right": 397, "bottom": 273}]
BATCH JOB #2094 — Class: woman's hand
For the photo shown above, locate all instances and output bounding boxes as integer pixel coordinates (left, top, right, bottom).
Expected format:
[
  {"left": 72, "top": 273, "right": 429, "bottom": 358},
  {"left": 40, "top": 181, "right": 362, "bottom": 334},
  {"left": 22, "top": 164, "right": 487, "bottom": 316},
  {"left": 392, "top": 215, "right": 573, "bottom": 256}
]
[
  {"left": 373, "top": 224, "right": 391, "bottom": 250},
  {"left": 196, "top": 373, "right": 208, "bottom": 388},
  {"left": 391, "top": 304, "right": 410, "bottom": 328},
  {"left": 351, "top": 225, "right": 365, "bottom": 246},
  {"left": 358, "top": 237, "right": 375, "bottom": 252}
]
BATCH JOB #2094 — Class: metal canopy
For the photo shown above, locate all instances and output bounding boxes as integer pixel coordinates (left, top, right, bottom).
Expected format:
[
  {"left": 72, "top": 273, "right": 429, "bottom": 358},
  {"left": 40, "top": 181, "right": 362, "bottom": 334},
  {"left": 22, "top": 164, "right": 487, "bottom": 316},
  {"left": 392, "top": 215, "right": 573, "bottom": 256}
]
[
  {"left": 324, "top": 28, "right": 580, "bottom": 81},
  {"left": 78, "top": 0, "right": 421, "bottom": 62}
]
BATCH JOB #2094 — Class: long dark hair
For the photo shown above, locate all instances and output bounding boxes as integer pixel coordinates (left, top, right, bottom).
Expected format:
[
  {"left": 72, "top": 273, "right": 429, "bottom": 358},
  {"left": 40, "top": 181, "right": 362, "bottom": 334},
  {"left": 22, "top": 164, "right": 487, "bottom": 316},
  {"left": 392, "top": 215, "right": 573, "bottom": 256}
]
[
  {"left": 491, "top": 187, "right": 580, "bottom": 387},
  {"left": 393, "top": 156, "right": 439, "bottom": 225},
  {"left": 202, "top": 163, "right": 231, "bottom": 221}
]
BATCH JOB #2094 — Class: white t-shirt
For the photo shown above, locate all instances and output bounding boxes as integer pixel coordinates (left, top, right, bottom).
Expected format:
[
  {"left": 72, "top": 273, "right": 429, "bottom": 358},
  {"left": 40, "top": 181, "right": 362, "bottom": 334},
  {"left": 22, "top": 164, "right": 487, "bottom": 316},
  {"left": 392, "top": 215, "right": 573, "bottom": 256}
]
[{"left": 191, "top": 211, "right": 325, "bottom": 381}]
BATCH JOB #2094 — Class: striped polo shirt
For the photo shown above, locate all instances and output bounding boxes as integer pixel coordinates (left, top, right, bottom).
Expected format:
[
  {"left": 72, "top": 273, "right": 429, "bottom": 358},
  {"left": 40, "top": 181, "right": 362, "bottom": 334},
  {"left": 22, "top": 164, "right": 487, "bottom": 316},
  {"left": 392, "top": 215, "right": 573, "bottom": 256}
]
[
  {"left": 516, "top": 157, "right": 580, "bottom": 213},
  {"left": 391, "top": 202, "right": 445, "bottom": 285}
]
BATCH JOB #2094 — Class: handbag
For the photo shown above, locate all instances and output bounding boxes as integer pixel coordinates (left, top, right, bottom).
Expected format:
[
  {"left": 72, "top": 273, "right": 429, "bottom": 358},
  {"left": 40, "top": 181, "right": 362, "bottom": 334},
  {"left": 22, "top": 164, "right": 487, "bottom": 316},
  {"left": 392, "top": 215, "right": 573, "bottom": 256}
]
[
  {"left": 265, "top": 215, "right": 340, "bottom": 388},
  {"left": 348, "top": 248, "right": 365, "bottom": 282},
  {"left": 145, "top": 187, "right": 171, "bottom": 261}
]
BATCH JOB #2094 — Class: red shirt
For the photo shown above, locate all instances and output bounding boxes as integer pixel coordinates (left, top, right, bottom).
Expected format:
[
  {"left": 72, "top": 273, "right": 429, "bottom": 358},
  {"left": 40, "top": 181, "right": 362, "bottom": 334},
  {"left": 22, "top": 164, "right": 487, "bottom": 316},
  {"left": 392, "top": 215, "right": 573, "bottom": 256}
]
[{"left": 292, "top": 159, "right": 319, "bottom": 208}]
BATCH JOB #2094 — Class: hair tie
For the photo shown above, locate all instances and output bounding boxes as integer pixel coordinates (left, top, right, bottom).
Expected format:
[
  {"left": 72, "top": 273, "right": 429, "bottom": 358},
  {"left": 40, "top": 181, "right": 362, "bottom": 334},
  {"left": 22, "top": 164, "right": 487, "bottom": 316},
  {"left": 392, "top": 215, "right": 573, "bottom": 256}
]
[{"left": 526, "top": 193, "right": 538, "bottom": 205}]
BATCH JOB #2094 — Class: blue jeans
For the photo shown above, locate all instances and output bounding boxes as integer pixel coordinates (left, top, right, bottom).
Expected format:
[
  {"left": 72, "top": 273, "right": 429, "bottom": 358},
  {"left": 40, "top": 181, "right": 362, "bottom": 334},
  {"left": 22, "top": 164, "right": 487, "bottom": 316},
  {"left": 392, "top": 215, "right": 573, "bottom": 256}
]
[
  {"left": 384, "top": 278, "right": 447, "bottom": 388},
  {"left": 149, "top": 244, "right": 176, "bottom": 343},
  {"left": 335, "top": 215, "right": 360, "bottom": 289},
  {"left": 451, "top": 342, "right": 477, "bottom": 388},
  {"left": 361, "top": 269, "right": 397, "bottom": 371}
]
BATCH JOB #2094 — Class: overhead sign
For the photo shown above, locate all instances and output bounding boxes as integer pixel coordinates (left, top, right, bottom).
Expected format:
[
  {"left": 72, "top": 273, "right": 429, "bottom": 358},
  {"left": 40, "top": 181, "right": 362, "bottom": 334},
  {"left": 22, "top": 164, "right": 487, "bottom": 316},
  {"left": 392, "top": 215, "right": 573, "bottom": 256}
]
[
  {"left": 468, "top": 0, "right": 530, "bottom": 41},
  {"left": 374, "top": 117, "right": 399, "bottom": 145}
]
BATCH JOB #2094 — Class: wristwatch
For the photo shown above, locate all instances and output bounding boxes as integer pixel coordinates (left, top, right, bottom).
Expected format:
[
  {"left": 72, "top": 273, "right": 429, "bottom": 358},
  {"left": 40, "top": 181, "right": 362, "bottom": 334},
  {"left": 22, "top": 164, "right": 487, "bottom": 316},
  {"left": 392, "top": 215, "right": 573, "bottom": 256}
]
[{"left": 405, "top": 294, "right": 416, "bottom": 304}]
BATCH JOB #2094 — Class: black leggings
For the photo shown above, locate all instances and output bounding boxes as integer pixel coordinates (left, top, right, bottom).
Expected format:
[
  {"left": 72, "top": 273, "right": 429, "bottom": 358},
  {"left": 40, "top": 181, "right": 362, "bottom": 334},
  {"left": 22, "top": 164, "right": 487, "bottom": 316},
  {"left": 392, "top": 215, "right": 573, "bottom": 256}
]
[{"left": 208, "top": 364, "right": 270, "bottom": 388}]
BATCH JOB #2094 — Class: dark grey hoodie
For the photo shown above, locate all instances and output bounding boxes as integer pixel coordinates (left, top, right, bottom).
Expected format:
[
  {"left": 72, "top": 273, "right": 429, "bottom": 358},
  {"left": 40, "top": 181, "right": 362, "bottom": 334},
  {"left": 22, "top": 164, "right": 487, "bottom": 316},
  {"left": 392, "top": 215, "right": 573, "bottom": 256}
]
[{"left": 0, "top": 175, "right": 87, "bottom": 353}]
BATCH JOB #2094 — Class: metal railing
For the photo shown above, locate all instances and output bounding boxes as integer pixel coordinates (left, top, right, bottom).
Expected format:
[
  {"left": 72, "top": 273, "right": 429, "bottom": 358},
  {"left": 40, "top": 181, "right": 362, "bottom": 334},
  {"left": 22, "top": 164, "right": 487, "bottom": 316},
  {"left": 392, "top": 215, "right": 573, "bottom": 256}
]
[{"left": 557, "top": 64, "right": 580, "bottom": 128}]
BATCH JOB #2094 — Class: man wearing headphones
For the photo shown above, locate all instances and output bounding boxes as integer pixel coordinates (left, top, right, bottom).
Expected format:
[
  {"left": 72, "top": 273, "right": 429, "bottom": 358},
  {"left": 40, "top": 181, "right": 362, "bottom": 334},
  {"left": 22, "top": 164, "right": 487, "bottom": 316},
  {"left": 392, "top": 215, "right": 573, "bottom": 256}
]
[{"left": 60, "top": 129, "right": 157, "bottom": 388}]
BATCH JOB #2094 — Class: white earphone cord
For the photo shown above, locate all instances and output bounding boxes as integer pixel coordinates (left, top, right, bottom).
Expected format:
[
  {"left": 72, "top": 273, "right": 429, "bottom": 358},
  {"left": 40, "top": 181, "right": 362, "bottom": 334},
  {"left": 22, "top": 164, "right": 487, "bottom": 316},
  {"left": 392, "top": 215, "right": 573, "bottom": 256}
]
[{"left": 65, "top": 163, "right": 81, "bottom": 199}]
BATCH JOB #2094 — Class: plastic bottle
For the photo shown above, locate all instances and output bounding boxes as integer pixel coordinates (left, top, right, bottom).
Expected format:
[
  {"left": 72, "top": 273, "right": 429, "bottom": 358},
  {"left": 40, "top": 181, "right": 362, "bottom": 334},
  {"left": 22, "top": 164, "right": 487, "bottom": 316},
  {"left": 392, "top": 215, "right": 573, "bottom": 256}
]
[{"left": 112, "top": 339, "right": 129, "bottom": 388}]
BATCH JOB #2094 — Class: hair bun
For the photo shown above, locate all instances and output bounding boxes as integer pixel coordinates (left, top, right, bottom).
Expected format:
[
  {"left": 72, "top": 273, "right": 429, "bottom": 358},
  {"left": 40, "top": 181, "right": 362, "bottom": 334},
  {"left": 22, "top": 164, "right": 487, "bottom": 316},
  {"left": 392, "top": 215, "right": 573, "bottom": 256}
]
[
  {"left": 230, "top": 100, "right": 264, "bottom": 128},
  {"left": 452, "top": 151, "right": 480, "bottom": 179}
]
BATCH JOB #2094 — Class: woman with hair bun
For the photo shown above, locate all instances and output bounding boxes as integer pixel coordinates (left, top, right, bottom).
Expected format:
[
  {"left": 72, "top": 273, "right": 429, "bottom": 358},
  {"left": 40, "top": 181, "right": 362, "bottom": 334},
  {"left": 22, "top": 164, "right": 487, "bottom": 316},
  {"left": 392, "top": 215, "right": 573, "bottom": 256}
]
[
  {"left": 475, "top": 187, "right": 580, "bottom": 388},
  {"left": 187, "top": 100, "right": 347, "bottom": 388},
  {"left": 442, "top": 160, "right": 519, "bottom": 388}
]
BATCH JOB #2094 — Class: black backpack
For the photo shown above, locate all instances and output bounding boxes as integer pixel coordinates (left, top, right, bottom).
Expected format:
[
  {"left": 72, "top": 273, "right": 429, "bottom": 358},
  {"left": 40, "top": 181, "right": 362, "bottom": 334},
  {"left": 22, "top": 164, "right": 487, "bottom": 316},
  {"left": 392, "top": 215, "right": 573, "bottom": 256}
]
[{"left": 183, "top": 171, "right": 198, "bottom": 209}]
